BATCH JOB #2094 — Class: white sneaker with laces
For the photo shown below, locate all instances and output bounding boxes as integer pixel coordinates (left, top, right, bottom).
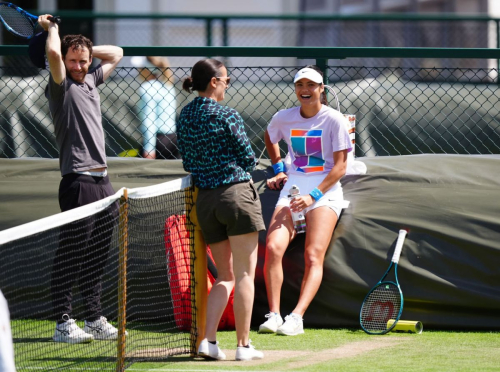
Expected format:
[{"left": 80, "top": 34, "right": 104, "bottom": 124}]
[
  {"left": 235, "top": 340, "right": 264, "bottom": 361},
  {"left": 276, "top": 313, "right": 304, "bottom": 336},
  {"left": 197, "top": 338, "right": 226, "bottom": 360},
  {"left": 53, "top": 315, "right": 94, "bottom": 344},
  {"left": 258, "top": 312, "right": 283, "bottom": 333},
  {"left": 83, "top": 316, "right": 126, "bottom": 340}
]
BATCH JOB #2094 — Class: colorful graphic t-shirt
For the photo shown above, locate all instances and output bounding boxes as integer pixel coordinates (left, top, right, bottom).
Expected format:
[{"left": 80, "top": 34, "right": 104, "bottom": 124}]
[{"left": 267, "top": 105, "right": 352, "bottom": 176}]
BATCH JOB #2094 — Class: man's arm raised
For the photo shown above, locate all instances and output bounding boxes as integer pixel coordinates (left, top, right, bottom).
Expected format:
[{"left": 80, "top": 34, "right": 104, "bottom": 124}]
[
  {"left": 38, "top": 14, "right": 65, "bottom": 84},
  {"left": 93, "top": 45, "right": 123, "bottom": 81}
]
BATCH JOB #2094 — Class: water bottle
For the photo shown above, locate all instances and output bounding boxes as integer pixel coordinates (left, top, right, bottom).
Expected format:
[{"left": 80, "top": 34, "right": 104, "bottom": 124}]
[{"left": 288, "top": 185, "right": 306, "bottom": 234}]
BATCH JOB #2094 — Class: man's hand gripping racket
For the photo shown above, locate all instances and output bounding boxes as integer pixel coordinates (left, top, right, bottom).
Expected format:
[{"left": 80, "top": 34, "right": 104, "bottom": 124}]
[{"left": 360, "top": 229, "right": 408, "bottom": 335}]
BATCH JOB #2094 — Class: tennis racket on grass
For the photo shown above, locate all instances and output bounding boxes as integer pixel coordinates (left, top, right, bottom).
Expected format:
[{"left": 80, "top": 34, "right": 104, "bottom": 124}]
[
  {"left": 360, "top": 229, "right": 408, "bottom": 335},
  {"left": 0, "top": 2, "right": 60, "bottom": 39}
]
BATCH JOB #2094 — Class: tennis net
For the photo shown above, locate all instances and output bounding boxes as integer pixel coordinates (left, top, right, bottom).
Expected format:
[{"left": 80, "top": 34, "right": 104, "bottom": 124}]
[{"left": 0, "top": 175, "right": 196, "bottom": 371}]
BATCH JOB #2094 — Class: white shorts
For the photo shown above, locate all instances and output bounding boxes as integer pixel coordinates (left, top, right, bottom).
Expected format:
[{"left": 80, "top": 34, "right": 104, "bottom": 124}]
[{"left": 275, "top": 173, "right": 350, "bottom": 218}]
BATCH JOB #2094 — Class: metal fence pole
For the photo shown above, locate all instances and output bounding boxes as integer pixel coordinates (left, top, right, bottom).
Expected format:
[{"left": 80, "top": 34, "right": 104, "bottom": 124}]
[
  {"left": 205, "top": 18, "right": 212, "bottom": 47},
  {"left": 316, "top": 58, "right": 329, "bottom": 101},
  {"left": 497, "top": 19, "right": 500, "bottom": 83},
  {"left": 222, "top": 18, "right": 228, "bottom": 46}
]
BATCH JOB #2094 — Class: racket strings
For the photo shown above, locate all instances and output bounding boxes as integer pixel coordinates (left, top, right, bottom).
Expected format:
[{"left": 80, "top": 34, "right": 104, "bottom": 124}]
[
  {"left": 360, "top": 284, "right": 401, "bottom": 333},
  {"left": 0, "top": 5, "right": 35, "bottom": 38}
]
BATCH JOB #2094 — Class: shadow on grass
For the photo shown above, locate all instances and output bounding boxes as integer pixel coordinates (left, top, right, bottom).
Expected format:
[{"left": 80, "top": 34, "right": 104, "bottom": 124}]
[
  {"left": 32, "top": 355, "right": 195, "bottom": 363},
  {"left": 125, "top": 322, "right": 188, "bottom": 333},
  {"left": 14, "top": 337, "right": 53, "bottom": 343},
  {"left": 34, "top": 356, "right": 117, "bottom": 363},
  {"left": 346, "top": 329, "right": 363, "bottom": 334},
  {"left": 126, "top": 355, "right": 194, "bottom": 364}
]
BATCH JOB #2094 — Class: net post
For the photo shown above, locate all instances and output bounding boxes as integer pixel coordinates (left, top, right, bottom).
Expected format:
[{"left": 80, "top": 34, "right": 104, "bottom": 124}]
[
  {"left": 190, "top": 186, "right": 207, "bottom": 353},
  {"left": 116, "top": 189, "right": 128, "bottom": 372}
]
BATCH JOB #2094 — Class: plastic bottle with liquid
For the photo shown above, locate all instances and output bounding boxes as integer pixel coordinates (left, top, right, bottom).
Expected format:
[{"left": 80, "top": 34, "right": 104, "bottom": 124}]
[{"left": 288, "top": 185, "right": 306, "bottom": 234}]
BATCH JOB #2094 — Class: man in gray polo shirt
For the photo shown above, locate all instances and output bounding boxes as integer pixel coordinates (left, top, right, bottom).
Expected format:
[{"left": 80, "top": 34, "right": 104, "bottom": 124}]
[{"left": 38, "top": 14, "right": 124, "bottom": 344}]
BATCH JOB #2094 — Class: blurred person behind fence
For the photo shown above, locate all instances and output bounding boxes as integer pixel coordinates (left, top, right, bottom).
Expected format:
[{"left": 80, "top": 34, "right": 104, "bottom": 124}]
[{"left": 131, "top": 56, "right": 179, "bottom": 159}]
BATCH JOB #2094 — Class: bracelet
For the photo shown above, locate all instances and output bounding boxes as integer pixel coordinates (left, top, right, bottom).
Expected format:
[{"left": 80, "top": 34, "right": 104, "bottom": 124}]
[
  {"left": 309, "top": 187, "right": 324, "bottom": 201},
  {"left": 272, "top": 161, "right": 286, "bottom": 175}
]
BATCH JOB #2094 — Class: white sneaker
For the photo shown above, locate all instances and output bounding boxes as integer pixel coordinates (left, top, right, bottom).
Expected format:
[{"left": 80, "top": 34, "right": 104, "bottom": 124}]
[
  {"left": 53, "top": 315, "right": 94, "bottom": 344},
  {"left": 258, "top": 312, "right": 283, "bottom": 333},
  {"left": 276, "top": 313, "right": 304, "bottom": 336},
  {"left": 235, "top": 340, "right": 264, "bottom": 361},
  {"left": 83, "top": 316, "right": 127, "bottom": 340},
  {"left": 197, "top": 338, "right": 226, "bottom": 360}
]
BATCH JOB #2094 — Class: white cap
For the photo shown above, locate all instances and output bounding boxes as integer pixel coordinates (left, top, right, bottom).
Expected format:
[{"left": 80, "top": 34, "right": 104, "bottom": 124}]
[
  {"left": 130, "top": 56, "right": 154, "bottom": 68},
  {"left": 293, "top": 67, "right": 324, "bottom": 84}
]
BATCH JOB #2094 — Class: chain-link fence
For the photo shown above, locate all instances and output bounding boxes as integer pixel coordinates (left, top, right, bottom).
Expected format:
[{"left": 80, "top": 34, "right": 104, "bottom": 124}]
[
  {"left": 55, "top": 16, "right": 500, "bottom": 68},
  {"left": 1, "top": 60, "right": 500, "bottom": 160},
  {"left": 2, "top": 13, "right": 500, "bottom": 68}
]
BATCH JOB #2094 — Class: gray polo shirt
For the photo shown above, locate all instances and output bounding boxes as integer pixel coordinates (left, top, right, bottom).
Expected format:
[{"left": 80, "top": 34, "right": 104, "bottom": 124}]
[{"left": 45, "top": 65, "right": 107, "bottom": 176}]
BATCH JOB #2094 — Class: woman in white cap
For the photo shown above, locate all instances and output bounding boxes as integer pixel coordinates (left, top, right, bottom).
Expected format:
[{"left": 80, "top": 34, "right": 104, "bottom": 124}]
[
  {"left": 131, "top": 56, "right": 178, "bottom": 159},
  {"left": 259, "top": 65, "right": 352, "bottom": 336}
]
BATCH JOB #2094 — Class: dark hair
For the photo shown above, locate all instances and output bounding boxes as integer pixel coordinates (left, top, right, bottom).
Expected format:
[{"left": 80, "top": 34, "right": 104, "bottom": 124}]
[
  {"left": 61, "top": 34, "right": 93, "bottom": 59},
  {"left": 182, "top": 58, "right": 225, "bottom": 93},
  {"left": 303, "top": 64, "right": 328, "bottom": 106}
]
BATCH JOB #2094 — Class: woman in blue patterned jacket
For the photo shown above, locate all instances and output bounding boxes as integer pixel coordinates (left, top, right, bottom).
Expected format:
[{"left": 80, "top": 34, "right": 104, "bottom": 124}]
[{"left": 177, "top": 59, "right": 265, "bottom": 362}]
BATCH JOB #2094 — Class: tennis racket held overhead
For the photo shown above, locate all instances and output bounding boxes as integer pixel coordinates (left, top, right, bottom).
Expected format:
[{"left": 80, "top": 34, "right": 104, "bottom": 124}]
[
  {"left": 360, "top": 229, "right": 408, "bottom": 335},
  {"left": 0, "top": 2, "right": 60, "bottom": 39}
]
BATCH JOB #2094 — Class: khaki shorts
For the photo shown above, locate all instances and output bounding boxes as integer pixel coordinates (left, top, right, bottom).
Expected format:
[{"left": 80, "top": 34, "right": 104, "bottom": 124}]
[{"left": 196, "top": 181, "right": 266, "bottom": 244}]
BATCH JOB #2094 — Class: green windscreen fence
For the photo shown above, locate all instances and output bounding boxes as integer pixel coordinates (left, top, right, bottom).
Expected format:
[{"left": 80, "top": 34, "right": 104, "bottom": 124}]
[{"left": 1, "top": 64, "right": 499, "bottom": 160}]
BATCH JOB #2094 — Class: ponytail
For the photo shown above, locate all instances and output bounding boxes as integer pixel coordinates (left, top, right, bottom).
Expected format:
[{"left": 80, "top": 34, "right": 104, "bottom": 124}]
[{"left": 182, "top": 76, "right": 194, "bottom": 93}]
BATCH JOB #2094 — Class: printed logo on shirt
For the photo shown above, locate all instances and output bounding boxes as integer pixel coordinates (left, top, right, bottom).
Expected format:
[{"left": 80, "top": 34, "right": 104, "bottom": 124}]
[{"left": 290, "top": 129, "right": 324, "bottom": 173}]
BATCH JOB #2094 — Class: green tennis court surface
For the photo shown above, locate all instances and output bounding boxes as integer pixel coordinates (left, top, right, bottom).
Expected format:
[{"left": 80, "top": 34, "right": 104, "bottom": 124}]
[{"left": 13, "top": 323, "right": 500, "bottom": 371}]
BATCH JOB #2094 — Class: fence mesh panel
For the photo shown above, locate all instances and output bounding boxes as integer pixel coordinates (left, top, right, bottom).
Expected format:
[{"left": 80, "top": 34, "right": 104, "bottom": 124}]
[{"left": 1, "top": 64, "right": 499, "bottom": 160}]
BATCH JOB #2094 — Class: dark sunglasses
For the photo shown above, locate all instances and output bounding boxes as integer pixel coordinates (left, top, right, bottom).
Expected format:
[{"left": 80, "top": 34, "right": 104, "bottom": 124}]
[{"left": 215, "top": 76, "right": 231, "bottom": 85}]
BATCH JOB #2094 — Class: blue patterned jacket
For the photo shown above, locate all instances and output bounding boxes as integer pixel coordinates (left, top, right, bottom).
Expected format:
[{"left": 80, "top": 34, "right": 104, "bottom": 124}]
[{"left": 177, "top": 96, "right": 257, "bottom": 189}]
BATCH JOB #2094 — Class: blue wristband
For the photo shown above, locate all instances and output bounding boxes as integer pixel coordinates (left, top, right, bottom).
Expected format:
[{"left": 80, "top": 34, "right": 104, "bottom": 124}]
[
  {"left": 309, "top": 187, "right": 324, "bottom": 201},
  {"left": 272, "top": 161, "right": 286, "bottom": 175}
]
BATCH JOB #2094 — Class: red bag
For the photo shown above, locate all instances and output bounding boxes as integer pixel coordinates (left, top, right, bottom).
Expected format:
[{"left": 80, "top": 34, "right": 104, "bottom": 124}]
[
  {"left": 165, "top": 215, "right": 235, "bottom": 331},
  {"left": 164, "top": 215, "right": 192, "bottom": 331}
]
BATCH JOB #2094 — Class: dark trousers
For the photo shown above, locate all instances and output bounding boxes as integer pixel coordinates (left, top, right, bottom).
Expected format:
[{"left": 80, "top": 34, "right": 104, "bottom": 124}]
[{"left": 51, "top": 174, "right": 116, "bottom": 322}]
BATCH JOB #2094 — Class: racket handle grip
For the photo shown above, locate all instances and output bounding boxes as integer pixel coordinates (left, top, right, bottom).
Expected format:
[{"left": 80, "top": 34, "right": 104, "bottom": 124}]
[
  {"left": 48, "top": 16, "right": 61, "bottom": 25},
  {"left": 391, "top": 229, "right": 408, "bottom": 263}
]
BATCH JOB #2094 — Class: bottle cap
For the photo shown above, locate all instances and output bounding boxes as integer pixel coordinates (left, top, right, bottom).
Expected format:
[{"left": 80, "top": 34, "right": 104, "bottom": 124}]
[{"left": 289, "top": 185, "right": 299, "bottom": 195}]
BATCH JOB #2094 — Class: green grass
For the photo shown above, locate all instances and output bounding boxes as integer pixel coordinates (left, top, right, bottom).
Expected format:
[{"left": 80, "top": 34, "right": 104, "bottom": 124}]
[
  {"left": 12, "top": 319, "right": 191, "bottom": 371},
  {"left": 130, "top": 329, "right": 500, "bottom": 372},
  {"left": 12, "top": 321, "right": 500, "bottom": 372}
]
